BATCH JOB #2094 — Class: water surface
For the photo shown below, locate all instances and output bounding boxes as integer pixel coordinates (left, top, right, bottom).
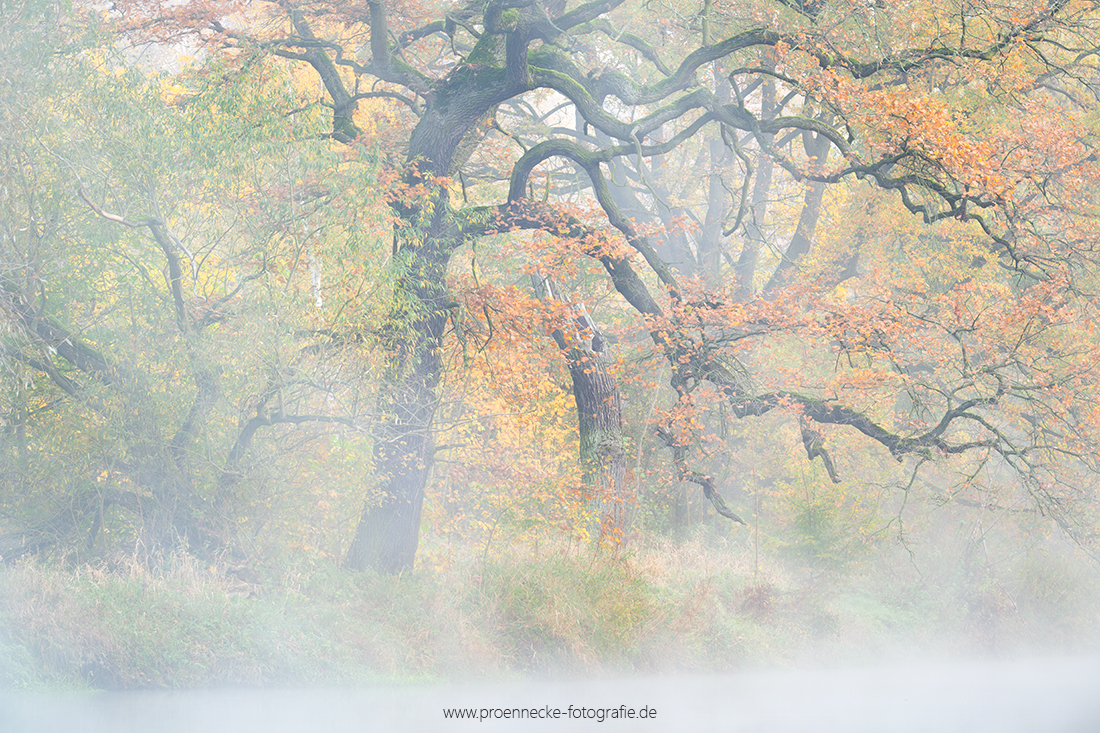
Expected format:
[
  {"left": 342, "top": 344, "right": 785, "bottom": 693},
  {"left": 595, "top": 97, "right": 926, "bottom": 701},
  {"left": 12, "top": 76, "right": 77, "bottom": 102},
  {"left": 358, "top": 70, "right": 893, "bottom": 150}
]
[{"left": 3, "top": 655, "right": 1098, "bottom": 732}]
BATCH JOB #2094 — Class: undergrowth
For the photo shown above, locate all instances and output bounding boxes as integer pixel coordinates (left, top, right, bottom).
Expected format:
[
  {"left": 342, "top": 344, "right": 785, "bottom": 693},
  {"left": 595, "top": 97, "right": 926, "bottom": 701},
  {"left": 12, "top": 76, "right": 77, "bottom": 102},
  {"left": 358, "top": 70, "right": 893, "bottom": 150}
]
[{"left": 1, "top": 536, "right": 1098, "bottom": 691}]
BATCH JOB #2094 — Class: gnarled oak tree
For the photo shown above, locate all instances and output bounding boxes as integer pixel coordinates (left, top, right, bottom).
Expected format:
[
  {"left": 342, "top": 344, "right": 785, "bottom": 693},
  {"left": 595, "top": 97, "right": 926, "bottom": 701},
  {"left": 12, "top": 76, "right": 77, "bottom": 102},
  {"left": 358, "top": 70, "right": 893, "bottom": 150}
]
[{"left": 47, "top": 0, "right": 1100, "bottom": 570}]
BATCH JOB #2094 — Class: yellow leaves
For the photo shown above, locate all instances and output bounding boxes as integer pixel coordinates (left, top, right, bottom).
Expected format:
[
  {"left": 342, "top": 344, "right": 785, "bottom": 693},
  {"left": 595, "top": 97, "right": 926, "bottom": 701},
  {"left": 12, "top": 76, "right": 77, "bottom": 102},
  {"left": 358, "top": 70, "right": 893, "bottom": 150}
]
[
  {"left": 421, "top": 264, "right": 608, "bottom": 548},
  {"left": 160, "top": 80, "right": 190, "bottom": 106},
  {"left": 857, "top": 89, "right": 1000, "bottom": 187}
]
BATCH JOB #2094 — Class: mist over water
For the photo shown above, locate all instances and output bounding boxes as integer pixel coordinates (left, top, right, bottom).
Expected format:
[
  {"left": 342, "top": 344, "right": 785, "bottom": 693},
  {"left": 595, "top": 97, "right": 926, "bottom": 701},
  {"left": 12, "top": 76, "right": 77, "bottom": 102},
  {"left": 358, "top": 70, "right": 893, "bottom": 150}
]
[{"left": 3, "top": 655, "right": 1098, "bottom": 733}]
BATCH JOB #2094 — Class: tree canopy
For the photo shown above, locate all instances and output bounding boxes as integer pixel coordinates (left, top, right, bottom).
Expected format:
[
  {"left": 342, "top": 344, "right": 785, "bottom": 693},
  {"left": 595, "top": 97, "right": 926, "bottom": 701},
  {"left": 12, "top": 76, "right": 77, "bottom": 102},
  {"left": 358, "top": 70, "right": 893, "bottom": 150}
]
[{"left": 4, "top": 0, "right": 1100, "bottom": 573}]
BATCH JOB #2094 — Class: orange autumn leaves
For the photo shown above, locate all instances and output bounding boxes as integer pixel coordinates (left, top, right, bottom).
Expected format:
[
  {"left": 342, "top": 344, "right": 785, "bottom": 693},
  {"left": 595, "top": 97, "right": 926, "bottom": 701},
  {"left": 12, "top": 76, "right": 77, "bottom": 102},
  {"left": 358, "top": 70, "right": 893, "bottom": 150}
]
[{"left": 426, "top": 271, "right": 591, "bottom": 552}]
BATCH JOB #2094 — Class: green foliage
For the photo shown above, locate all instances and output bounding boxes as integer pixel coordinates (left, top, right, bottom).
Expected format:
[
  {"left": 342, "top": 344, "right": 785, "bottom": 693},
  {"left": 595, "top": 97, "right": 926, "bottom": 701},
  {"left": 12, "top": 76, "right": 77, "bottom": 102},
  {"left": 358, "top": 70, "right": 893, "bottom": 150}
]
[
  {"left": 3, "top": 0, "right": 1100, "bottom": 624},
  {"left": 3, "top": 531, "right": 1100, "bottom": 690},
  {"left": 1007, "top": 551, "right": 1100, "bottom": 652},
  {"left": 482, "top": 549, "right": 654, "bottom": 672},
  {"left": 0, "top": 18, "right": 391, "bottom": 560},
  {"left": 778, "top": 482, "right": 873, "bottom": 573}
]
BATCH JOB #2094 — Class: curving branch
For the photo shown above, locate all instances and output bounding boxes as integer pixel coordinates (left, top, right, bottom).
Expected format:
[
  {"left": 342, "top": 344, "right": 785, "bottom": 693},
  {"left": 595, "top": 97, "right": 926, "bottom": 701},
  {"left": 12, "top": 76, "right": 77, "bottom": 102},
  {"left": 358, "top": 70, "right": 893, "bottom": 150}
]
[
  {"left": 656, "top": 425, "right": 746, "bottom": 525},
  {"left": 463, "top": 190, "right": 1042, "bottom": 519}
]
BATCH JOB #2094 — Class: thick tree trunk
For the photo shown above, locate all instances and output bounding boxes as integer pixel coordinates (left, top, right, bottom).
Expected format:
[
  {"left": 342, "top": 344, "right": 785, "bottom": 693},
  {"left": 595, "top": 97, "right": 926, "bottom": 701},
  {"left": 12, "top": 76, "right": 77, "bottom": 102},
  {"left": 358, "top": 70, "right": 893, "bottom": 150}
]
[
  {"left": 344, "top": 311, "right": 446, "bottom": 571},
  {"left": 342, "top": 7, "right": 532, "bottom": 573},
  {"left": 344, "top": 380, "right": 437, "bottom": 572},
  {"left": 345, "top": 184, "right": 454, "bottom": 573}
]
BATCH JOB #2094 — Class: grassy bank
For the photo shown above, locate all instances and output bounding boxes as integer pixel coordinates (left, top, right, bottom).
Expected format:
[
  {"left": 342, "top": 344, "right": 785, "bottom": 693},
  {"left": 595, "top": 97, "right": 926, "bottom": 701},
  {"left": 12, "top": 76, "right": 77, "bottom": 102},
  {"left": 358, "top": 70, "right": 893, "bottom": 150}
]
[{"left": 2, "top": 537, "right": 1098, "bottom": 691}]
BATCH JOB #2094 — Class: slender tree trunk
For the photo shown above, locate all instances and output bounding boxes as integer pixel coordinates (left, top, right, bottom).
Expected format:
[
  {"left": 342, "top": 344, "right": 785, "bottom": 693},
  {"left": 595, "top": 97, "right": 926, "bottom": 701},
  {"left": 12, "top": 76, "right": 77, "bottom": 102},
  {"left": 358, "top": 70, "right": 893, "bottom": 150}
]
[
  {"left": 699, "top": 135, "right": 730, "bottom": 287},
  {"left": 735, "top": 73, "right": 776, "bottom": 301},
  {"left": 531, "top": 274, "right": 629, "bottom": 541},
  {"left": 698, "top": 79, "right": 732, "bottom": 287},
  {"left": 763, "top": 131, "right": 830, "bottom": 294},
  {"left": 569, "top": 349, "right": 629, "bottom": 541}
]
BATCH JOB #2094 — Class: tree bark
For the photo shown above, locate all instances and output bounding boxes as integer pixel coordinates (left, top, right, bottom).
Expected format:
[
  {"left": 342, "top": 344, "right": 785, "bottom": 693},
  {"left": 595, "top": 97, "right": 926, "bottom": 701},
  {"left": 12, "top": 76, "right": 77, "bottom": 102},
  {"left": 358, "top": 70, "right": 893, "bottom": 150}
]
[
  {"left": 735, "top": 72, "right": 776, "bottom": 301},
  {"left": 345, "top": 202, "right": 451, "bottom": 572},
  {"left": 569, "top": 348, "right": 629, "bottom": 540},
  {"left": 339, "top": 2, "right": 539, "bottom": 573},
  {"left": 763, "top": 129, "right": 831, "bottom": 294},
  {"left": 531, "top": 273, "right": 629, "bottom": 541}
]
